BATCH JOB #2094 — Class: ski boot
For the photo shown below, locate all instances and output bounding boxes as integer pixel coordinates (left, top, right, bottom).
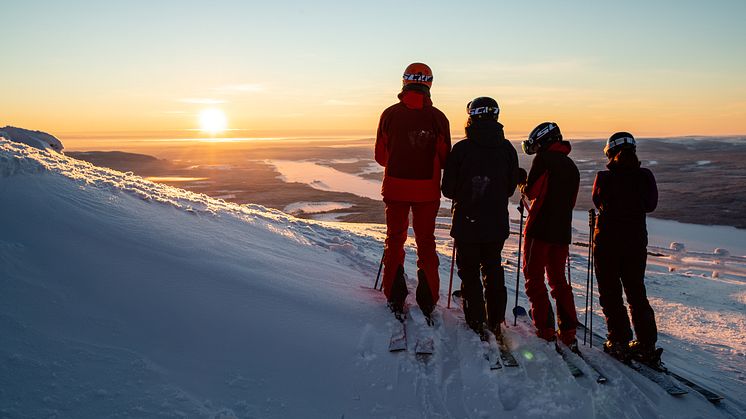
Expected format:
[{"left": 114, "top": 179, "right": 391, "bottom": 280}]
[
  {"left": 474, "top": 323, "right": 490, "bottom": 342},
  {"left": 603, "top": 340, "right": 631, "bottom": 362},
  {"left": 629, "top": 340, "right": 664, "bottom": 370},
  {"left": 387, "top": 300, "right": 405, "bottom": 323},
  {"left": 564, "top": 338, "right": 581, "bottom": 355},
  {"left": 488, "top": 322, "right": 503, "bottom": 341}
]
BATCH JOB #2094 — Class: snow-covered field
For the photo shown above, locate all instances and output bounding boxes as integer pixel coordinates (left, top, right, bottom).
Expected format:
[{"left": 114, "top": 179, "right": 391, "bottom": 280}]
[{"left": 1, "top": 138, "right": 744, "bottom": 418}]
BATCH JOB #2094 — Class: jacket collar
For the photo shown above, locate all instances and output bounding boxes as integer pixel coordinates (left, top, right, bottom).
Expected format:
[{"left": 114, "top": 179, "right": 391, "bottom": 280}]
[{"left": 545, "top": 140, "right": 571, "bottom": 155}]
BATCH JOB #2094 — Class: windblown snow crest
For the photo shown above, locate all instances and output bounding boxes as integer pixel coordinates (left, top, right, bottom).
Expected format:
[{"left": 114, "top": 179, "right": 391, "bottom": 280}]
[{"left": 0, "top": 138, "right": 382, "bottom": 254}]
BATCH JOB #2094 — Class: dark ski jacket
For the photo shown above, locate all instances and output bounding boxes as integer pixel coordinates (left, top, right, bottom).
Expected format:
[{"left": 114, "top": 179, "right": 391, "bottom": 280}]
[
  {"left": 520, "top": 141, "right": 580, "bottom": 244},
  {"left": 375, "top": 88, "right": 451, "bottom": 202},
  {"left": 441, "top": 120, "right": 519, "bottom": 243},
  {"left": 592, "top": 152, "right": 658, "bottom": 246}
]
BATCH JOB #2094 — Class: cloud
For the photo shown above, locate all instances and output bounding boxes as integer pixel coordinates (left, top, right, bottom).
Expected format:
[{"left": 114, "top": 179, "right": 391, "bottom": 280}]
[{"left": 180, "top": 98, "right": 226, "bottom": 104}]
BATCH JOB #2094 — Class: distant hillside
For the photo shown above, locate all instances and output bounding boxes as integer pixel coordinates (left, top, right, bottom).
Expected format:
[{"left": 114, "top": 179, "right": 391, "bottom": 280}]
[{"left": 67, "top": 151, "right": 171, "bottom": 175}]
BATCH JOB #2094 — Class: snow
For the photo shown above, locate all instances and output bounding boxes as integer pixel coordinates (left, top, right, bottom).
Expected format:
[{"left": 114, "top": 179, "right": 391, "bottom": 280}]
[
  {"left": 0, "top": 126, "right": 64, "bottom": 152},
  {"left": 1, "top": 138, "right": 744, "bottom": 418}
]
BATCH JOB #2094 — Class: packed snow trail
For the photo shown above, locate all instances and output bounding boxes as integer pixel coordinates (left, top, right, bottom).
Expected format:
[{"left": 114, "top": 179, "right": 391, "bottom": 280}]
[{"left": 0, "top": 139, "right": 742, "bottom": 418}]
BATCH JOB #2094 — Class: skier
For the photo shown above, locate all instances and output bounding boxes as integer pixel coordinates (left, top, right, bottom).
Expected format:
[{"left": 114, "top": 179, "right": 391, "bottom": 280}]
[
  {"left": 592, "top": 132, "right": 660, "bottom": 365},
  {"left": 441, "top": 97, "right": 519, "bottom": 339},
  {"left": 518, "top": 122, "right": 580, "bottom": 348},
  {"left": 375, "top": 62, "right": 451, "bottom": 322}
]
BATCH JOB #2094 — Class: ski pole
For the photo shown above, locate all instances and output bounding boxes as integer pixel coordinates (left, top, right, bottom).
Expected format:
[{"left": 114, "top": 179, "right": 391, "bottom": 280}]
[
  {"left": 513, "top": 201, "right": 525, "bottom": 326},
  {"left": 447, "top": 200, "right": 456, "bottom": 309},
  {"left": 589, "top": 209, "right": 596, "bottom": 348},
  {"left": 374, "top": 249, "right": 385, "bottom": 291},
  {"left": 447, "top": 240, "right": 456, "bottom": 309},
  {"left": 584, "top": 209, "right": 593, "bottom": 345}
]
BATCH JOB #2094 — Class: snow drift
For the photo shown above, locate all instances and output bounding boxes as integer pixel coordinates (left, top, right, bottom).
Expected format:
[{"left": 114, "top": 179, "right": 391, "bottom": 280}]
[
  {"left": 0, "top": 138, "right": 742, "bottom": 418},
  {"left": 0, "top": 126, "right": 64, "bottom": 153}
]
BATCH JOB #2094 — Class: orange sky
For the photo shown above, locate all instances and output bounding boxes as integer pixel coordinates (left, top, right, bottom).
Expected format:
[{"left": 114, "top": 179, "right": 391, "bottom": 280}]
[{"left": 2, "top": 2, "right": 745, "bottom": 141}]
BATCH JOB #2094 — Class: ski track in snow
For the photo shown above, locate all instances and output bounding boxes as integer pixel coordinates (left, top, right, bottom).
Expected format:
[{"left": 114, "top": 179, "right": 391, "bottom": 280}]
[{"left": 1, "top": 138, "right": 744, "bottom": 418}]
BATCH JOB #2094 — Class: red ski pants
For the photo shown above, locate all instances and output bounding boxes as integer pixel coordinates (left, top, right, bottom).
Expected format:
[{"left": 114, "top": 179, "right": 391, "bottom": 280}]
[
  {"left": 382, "top": 200, "right": 440, "bottom": 306},
  {"left": 522, "top": 237, "right": 578, "bottom": 344}
]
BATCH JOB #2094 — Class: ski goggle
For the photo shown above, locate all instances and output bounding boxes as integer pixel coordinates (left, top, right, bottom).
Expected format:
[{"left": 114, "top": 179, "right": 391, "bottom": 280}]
[
  {"left": 468, "top": 105, "right": 499, "bottom": 117},
  {"left": 604, "top": 136, "right": 636, "bottom": 157},
  {"left": 521, "top": 139, "right": 540, "bottom": 155},
  {"left": 607, "top": 136, "right": 636, "bottom": 149},
  {"left": 403, "top": 73, "right": 434, "bottom": 83}
]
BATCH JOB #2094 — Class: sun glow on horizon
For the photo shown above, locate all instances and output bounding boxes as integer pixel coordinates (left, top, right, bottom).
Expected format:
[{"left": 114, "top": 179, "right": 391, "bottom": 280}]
[{"left": 199, "top": 109, "right": 228, "bottom": 134}]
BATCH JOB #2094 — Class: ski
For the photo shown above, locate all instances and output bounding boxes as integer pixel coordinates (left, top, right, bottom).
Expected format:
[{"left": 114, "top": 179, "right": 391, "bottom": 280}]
[
  {"left": 555, "top": 343, "right": 585, "bottom": 377},
  {"left": 494, "top": 332, "right": 519, "bottom": 367},
  {"left": 415, "top": 337, "right": 434, "bottom": 357},
  {"left": 479, "top": 333, "right": 502, "bottom": 370},
  {"left": 487, "top": 347, "right": 503, "bottom": 370},
  {"left": 512, "top": 310, "right": 582, "bottom": 378},
  {"left": 576, "top": 323, "right": 711, "bottom": 396},
  {"left": 571, "top": 348, "right": 608, "bottom": 384},
  {"left": 388, "top": 316, "right": 407, "bottom": 352},
  {"left": 667, "top": 371, "right": 722, "bottom": 403},
  {"left": 450, "top": 291, "right": 504, "bottom": 369},
  {"left": 629, "top": 360, "right": 688, "bottom": 396}
]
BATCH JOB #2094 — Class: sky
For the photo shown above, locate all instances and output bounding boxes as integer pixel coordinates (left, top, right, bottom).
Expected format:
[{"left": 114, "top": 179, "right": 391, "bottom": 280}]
[{"left": 2, "top": 0, "right": 746, "bottom": 141}]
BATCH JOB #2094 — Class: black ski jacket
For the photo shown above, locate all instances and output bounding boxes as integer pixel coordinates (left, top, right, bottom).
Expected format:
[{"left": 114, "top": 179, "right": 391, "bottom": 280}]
[
  {"left": 592, "top": 154, "right": 658, "bottom": 246},
  {"left": 442, "top": 120, "right": 519, "bottom": 243}
]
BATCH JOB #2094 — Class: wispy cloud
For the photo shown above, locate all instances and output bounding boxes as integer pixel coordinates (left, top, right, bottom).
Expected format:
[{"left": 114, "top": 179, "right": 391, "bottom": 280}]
[{"left": 180, "top": 98, "right": 226, "bottom": 105}]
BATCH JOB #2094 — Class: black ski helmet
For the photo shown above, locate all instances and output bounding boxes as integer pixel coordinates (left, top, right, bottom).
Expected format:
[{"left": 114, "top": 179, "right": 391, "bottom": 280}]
[
  {"left": 522, "top": 122, "right": 562, "bottom": 155},
  {"left": 466, "top": 96, "right": 500, "bottom": 121},
  {"left": 604, "top": 132, "right": 636, "bottom": 158}
]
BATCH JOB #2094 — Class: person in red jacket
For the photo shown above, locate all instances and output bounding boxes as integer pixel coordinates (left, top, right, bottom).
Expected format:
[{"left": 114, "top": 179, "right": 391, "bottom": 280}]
[
  {"left": 375, "top": 62, "right": 451, "bottom": 322},
  {"left": 592, "top": 132, "right": 660, "bottom": 365},
  {"left": 518, "top": 122, "right": 580, "bottom": 348}
]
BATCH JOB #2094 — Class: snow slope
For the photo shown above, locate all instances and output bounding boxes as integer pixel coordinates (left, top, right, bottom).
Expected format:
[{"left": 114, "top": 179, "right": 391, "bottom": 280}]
[{"left": 1, "top": 138, "right": 743, "bottom": 418}]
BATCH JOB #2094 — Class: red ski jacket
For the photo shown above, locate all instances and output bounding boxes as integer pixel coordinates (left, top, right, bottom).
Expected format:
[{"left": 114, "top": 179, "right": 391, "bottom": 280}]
[
  {"left": 520, "top": 141, "right": 580, "bottom": 244},
  {"left": 375, "top": 90, "right": 451, "bottom": 202}
]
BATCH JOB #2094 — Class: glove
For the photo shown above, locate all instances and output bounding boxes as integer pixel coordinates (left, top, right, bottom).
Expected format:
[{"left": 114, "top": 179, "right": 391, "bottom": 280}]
[{"left": 517, "top": 167, "right": 527, "bottom": 185}]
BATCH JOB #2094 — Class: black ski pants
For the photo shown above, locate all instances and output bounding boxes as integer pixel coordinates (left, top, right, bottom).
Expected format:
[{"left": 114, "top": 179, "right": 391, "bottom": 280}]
[
  {"left": 593, "top": 239, "right": 657, "bottom": 345},
  {"left": 456, "top": 240, "right": 507, "bottom": 331}
]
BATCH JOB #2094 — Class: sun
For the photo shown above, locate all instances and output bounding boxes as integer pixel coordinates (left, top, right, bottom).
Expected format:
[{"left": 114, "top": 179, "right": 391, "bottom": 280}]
[{"left": 199, "top": 108, "right": 228, "bottom": 134}]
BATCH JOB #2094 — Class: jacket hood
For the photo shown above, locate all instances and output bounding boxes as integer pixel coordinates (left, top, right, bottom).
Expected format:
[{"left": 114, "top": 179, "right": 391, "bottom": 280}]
[
  {"left": 397, "top": 89, "right": 432, "bottom": 109},
  {"left": 465, "top": 120, "right": 506, "bottom": 149}
]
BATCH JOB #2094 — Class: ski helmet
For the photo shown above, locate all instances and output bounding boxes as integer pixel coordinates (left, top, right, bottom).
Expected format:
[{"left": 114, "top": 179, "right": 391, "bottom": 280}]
[
  {"left": 466, "top": 97, "right": 500, "bottom": 121},
  {"left": 604, "top": 132, "right": 636, "bottom": 158},
  {"left": 522, "top": 122, "right": 562, "bottom": 155},
  {"left": 403, "top": 62, "right": 433, "bottom": 88}
]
